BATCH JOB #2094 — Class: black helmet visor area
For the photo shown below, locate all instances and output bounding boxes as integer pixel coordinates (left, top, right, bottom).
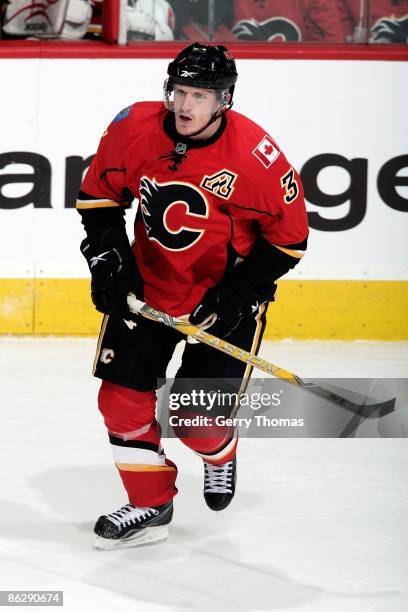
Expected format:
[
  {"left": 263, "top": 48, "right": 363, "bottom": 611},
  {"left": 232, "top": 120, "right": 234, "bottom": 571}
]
[{"left": 167, "top": 42, "right": 238, "bottom": 92}]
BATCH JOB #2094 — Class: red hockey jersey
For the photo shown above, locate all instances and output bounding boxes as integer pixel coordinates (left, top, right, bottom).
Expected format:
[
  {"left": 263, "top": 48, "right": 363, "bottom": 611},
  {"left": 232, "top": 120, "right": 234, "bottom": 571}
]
[
  {"left": 232, "top": 0, "right": 344, "bottom": 42},
  {"left": 77, "top": 103, "right": 308, "bottom": 316}
]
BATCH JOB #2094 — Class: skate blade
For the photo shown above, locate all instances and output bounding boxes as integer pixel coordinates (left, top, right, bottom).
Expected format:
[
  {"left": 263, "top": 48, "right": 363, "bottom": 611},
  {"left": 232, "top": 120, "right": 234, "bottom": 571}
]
[{"left": 94, "top": 525, "right": 168, "bottom": 550}]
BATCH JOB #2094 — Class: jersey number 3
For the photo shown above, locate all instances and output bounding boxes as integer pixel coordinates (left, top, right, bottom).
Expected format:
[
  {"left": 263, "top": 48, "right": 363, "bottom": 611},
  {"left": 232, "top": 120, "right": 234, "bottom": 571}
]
[{"left": 281, "top": 168, "right": 299, "bottom": 204}]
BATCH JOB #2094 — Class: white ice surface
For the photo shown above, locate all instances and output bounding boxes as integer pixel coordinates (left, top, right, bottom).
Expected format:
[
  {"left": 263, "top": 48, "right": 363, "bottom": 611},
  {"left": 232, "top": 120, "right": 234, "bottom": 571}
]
[{"left": 0, "top": 338, "right": 407, "bottom": 612}]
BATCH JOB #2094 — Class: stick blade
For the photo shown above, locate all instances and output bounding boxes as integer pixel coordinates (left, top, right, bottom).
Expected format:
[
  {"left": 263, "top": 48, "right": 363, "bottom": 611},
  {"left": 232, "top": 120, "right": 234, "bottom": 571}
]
[
  {"left": 357, "top": 397, "right": 396, "bottom": 418},
  {"left": 301, "top": 382, "right": 396, "bottom": 418}
]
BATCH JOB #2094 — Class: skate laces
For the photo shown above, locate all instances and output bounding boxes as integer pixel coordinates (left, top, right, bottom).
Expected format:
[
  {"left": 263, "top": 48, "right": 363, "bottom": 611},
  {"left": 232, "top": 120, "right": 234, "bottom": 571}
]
[
  {"left": 204, "top": 461, "right": 234, "bottom": 494},
  {"left": 106, "top": 504, "right": 158, "bottom": 528}
]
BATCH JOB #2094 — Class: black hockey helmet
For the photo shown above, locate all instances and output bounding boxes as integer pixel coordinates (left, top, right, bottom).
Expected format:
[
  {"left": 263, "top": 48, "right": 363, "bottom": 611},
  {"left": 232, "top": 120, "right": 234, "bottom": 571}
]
[{"left": 165, "top": 42, "right": 238, "bottom": 108}]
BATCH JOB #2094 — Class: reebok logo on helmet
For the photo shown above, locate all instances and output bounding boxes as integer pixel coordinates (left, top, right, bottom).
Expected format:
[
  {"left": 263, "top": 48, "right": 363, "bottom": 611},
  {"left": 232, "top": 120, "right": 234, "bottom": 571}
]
[{"left": 180, "top": 70, "right": 198, "bottom": 78}]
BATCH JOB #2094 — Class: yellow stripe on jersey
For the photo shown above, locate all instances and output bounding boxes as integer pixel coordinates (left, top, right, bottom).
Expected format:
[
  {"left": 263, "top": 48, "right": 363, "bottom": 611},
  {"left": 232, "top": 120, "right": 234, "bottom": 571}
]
[
  {"left": 92, "top": 314, "right": 109, "bottom": 375},
  {"left": 272, "top": 244, "right": 305, "bottom": 259},
  {"left": 116, "top": 464, "right": 177, "bottom": 473},
  {"left": 76, "top": 200, "right": 124, "bottom": 210}
]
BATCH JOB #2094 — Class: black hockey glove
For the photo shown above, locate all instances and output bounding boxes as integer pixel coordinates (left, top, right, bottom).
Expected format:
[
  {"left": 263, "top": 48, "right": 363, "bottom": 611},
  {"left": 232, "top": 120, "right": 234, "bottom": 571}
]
[
  {"left": 80, "top": 227, "right": 144, "bottom": 320},
  {"left": 189, "top": 267, "right": 277, "bottom": 339}
]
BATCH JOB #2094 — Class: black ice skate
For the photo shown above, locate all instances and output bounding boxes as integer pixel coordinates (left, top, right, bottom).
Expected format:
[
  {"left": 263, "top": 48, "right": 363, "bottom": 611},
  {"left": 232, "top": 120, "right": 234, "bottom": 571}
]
[
  {"left": 94, "top": 500, "right": 173, "bottom": 550},
  {"left": 203, "top": 457, "right": 236, "bottom": 511}
]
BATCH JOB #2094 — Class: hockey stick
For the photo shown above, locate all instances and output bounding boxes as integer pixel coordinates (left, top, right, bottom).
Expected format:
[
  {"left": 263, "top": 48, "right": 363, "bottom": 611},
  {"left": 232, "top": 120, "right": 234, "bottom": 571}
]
[{"left": 127, "top": 294, "right": 396, "bottom": 419}]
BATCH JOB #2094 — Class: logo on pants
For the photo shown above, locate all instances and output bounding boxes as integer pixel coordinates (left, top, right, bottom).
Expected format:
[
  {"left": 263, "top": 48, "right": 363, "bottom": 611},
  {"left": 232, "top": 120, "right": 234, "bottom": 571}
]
[{"left": 100, "top": 348, "right": 115, "bottom": 364}]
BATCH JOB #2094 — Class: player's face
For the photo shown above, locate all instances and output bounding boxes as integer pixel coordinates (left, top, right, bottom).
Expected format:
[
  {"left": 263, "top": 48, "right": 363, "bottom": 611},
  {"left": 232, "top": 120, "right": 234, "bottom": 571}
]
[{"left": 173, "top": 85, "right": 221, "bottom": 138}]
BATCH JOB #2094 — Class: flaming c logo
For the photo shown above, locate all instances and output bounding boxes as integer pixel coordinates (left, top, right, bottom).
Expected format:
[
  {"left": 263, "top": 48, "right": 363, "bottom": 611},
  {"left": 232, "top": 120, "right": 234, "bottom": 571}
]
[{"left": 139, "top": 177, "right": 209, "bottom": 251}]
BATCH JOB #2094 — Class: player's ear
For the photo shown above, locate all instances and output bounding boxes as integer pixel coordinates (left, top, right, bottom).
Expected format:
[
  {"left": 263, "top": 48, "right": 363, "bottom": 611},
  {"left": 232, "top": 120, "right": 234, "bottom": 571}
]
[{"left": 216, "top": 91, "right": 231, "bottom": 113}]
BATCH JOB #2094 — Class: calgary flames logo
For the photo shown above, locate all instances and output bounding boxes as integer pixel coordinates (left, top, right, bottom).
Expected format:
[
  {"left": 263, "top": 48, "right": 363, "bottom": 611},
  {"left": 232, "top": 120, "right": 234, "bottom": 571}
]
[
  {"left": 232, "top": 17, "right": 301, "bottom": 42},
  {"left": 371, "top": 16, "right": 408, "bottom": 43},
  {"left": 139, "top": 177, "right": 209, "bottom": 251}
]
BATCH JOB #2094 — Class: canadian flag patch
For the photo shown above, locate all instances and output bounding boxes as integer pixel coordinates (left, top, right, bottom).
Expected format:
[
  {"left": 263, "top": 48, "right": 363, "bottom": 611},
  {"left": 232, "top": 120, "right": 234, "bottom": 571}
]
[{"left": 252, "top": 135, "right": 280, "bottom": 168}]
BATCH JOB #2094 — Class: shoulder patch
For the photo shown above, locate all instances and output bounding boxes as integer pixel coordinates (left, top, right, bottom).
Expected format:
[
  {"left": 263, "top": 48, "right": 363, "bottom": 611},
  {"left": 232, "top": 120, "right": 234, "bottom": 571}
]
[
  {"left": 113, "top": 105, "right": 133, "bottom": 124},
  {"left": 252, "top": 135, "right": 280, "bottom": 169}
]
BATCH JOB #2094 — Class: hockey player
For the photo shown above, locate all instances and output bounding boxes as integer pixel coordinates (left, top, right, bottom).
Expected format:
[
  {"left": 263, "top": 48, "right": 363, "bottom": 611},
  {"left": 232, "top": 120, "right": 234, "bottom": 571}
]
[{"left": 77, "top": 43, "right": 308, "bottom": 549}]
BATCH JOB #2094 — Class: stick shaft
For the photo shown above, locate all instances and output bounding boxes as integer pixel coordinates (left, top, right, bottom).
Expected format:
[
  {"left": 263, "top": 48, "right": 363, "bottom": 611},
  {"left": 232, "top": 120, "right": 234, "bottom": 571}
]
[
  {"left": 127, "top": 296, "right": 395, "bottom": 418},
  {"left": 129, "top": 298, "right": 298, "bottom": 381}
]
